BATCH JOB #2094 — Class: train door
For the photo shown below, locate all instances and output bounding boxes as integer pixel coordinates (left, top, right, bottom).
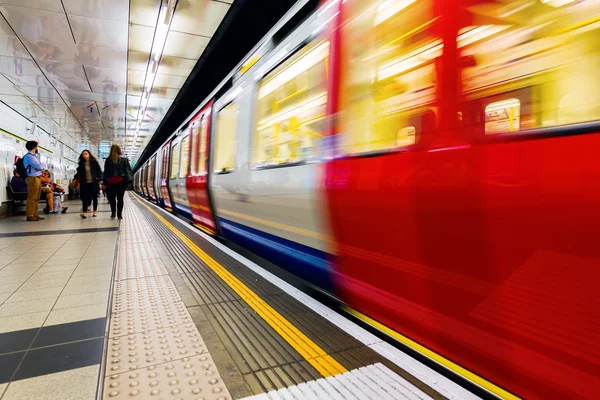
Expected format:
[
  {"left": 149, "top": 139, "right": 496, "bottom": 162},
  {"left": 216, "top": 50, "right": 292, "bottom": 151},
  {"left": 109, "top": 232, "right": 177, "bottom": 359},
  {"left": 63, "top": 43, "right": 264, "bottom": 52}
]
[
  {"left": 160, "top": 141, "right": 173, "bottom": 211},
  {"left": 148, "top": 155, "right": 157, "bottom": 202},
  {"left": 140, "top": 164, "right": 147, "bottom": 197},
  {"left": 154, "top": 150, "right": 163, "bottom": 206},
  {"left": 168, "top": 133, "right": 192, "bottom": 219},
  {"left": 145, "top": 163, "right": 151, "bottom": 199},
  {"left": 186, "top": 102, "right": 217, "bottom": 233}
]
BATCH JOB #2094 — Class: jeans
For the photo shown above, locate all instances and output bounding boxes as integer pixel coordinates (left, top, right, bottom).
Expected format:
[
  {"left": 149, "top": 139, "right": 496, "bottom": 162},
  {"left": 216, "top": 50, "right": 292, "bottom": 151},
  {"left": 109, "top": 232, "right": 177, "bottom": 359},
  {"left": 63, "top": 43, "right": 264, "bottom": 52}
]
[
  {"left": 107, "top": 181, "right": 127, "bottom": 216},
  {"left": 81, "top": 182, "right": 98, "bottom": 213},
  {"left": 25, "top": 176, "right": 41, "bottom": 217}
]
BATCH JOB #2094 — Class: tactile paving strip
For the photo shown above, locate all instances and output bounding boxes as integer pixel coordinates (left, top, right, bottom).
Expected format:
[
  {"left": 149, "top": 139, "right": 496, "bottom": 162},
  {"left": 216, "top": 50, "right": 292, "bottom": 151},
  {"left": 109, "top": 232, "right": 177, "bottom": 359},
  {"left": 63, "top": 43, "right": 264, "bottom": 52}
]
[
  {"left": 115, "top": 258, "right": 169, "bottom": 280},
  {"left": 104, "top": 355, "right": 230, "bottom": 400},
  {"left": 114, "top": 275, "right": 177, "bottom": 295},
  {"left": 110, "top": 301, "right": 192, "bottom": 337},
  {"left": 103, "top": 198, "right": 232, "bottom": 400},
  {"left": 106, "top": 324, "right": 209, "bottom": 374},
  {"left": 119, "top": 245, "right": 160, "bottom": 264},
  {"left": 112, "top": 285, "right": 182, "bottom": 313}
]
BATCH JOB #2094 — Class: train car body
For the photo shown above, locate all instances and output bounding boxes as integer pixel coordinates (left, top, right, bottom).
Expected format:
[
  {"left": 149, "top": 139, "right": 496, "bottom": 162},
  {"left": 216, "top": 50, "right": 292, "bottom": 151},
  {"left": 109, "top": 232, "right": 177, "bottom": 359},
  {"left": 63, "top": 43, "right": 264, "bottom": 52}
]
[
  {"left": 187, "top": 103, "right": 217, "bottom": 233},
  {"left": 135, "top": 0, "right": 600, "bottom": 398}
]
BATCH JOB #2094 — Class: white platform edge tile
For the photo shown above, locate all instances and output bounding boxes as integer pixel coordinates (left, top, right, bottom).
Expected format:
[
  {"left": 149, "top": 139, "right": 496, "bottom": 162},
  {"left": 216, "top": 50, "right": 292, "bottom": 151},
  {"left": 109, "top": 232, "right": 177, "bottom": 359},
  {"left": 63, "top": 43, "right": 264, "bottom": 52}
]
[{"left": 240, "top": 363, "right": 430, "bottom": 400}]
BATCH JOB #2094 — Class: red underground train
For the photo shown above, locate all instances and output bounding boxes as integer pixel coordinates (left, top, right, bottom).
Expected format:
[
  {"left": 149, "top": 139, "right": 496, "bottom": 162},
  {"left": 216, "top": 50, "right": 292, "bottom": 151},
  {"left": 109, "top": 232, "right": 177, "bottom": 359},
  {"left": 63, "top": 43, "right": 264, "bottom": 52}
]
[{"left": 135, "top": 0, "right": 600, "bottom": 398}]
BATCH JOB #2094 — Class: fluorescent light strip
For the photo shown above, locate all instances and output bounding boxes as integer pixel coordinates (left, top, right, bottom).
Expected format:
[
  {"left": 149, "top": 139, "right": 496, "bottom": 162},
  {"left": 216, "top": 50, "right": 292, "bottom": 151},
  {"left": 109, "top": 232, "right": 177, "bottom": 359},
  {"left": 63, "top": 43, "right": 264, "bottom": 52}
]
[{"left": 130, "top": 0, "right": 176, "bottom": 154}]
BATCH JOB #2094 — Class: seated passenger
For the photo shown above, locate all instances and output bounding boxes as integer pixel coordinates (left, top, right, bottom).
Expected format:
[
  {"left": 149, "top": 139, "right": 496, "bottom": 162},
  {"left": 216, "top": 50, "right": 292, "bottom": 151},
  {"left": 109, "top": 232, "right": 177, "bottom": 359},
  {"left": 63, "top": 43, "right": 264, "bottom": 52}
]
[{"left": 40, "top": 170, "right": 68, "bottom": 214}]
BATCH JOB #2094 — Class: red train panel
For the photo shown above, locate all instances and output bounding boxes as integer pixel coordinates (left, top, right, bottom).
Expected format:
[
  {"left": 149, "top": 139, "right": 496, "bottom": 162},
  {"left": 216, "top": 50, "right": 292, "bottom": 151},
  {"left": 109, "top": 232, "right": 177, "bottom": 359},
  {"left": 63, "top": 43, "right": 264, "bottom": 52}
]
[
  {"left": 148, "top": 155, "right": 157, "bottom": 202},
  {"left": 325, "top": 0, "right": 600, "bottom": 399},
  {"left": 160, "top": 141, "right": 173, "bottom": 210},
  {"left": 186, "top": 102, "right": 216, "bottom": 233}
]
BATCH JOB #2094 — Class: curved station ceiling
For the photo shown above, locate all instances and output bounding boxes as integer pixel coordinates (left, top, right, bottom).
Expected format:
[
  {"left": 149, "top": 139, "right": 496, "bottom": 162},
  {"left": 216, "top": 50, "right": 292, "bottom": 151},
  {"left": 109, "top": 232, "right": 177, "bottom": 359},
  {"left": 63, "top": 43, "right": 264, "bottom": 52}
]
[{"left": 0, "top": 0, "right": 232, "bottom": 165}]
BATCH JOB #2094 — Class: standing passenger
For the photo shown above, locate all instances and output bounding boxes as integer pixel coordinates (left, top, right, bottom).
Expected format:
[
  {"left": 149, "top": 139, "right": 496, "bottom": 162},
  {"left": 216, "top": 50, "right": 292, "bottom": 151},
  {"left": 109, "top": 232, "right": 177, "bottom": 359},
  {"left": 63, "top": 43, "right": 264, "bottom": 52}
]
[
  {"left": 77, "top": 149, "right": 102, "bottom": 219},
  {"left": 23, "top": 141, "right": 45, "bottom": 221},
  {"left": 103, "top": 145, "right": 133, "bottom": 220}
]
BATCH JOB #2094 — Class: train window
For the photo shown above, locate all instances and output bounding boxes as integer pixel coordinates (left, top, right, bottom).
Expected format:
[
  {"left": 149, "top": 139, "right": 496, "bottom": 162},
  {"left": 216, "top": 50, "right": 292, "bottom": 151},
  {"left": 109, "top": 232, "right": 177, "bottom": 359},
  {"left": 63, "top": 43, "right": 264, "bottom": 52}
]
[
  {"left": 461, "top": 0, "right": 600, "bottom": 131},
  {"left": 339, "top": 0, "right": 437, "bottom": 155},
  {"left": 253, "top": 38, "right": 329, "bottom": 167},
  {"left": 485, "top": 99, "right": 520, "bottom": 135},
  {"left": 198, "top": 117, "right": 209, "bottom": 175},
  {"left": 180, "top": 136, "right": 190, "bottom": 178},
  {"left": 214, "top": 101, "right": 238, "bottom": 173},
  {"left": 170, "top": 143, "right": 180, "bottom": 180}
]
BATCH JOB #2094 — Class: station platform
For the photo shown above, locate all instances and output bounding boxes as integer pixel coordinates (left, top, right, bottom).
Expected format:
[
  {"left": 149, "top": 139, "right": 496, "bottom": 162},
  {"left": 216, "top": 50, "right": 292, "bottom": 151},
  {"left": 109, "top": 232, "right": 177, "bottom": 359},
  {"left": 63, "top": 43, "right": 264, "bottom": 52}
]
[{"left": 0, "top": 193, "right": 480, "bottom": 400}]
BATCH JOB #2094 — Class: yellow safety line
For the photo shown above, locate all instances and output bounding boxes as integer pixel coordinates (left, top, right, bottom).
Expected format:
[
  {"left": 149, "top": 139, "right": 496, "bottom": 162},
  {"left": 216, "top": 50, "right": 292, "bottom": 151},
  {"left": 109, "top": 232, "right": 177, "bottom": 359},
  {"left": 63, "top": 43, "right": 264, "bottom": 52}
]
[
  {"left": 193, "top": 223, "right": 216, "bottom": 236},
  {"left": 134, "top": 197, "right": 347, "bottom": 377},
  {"left": 345, "top": 307, "right": 522, "bottom": 400}
]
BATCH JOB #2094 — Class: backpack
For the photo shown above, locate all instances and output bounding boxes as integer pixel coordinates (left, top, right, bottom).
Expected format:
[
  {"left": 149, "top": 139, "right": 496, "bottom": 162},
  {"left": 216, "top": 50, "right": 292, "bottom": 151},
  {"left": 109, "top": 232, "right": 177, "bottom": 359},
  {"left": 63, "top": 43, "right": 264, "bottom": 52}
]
[{"left": 15, "top": 154, "right": 31, "bottom": 179}]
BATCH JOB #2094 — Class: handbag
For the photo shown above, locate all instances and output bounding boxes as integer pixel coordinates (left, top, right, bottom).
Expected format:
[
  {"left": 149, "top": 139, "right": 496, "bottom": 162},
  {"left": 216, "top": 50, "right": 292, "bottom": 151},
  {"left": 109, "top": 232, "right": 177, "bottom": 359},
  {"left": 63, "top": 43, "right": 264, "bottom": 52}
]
[{"left": 107, "top": 176, "right": 124, "bottom": 185}]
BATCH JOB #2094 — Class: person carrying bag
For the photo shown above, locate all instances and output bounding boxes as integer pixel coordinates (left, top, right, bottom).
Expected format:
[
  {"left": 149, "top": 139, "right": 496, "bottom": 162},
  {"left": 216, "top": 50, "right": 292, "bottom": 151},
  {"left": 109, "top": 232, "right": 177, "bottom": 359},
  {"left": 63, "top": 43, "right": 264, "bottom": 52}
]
[{"left": 103, "top": 144, "right": 133, "bottom": 220}]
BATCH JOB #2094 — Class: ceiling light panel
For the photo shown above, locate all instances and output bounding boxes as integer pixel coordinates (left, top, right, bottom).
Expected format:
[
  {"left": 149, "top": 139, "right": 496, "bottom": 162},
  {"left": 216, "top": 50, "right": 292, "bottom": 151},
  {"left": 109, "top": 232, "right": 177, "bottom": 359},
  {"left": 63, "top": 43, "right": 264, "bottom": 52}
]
[
  {"left": 0, "top": 13, "right": 16, "bottom": 34},
  {"left": 68, "top": 15, "right": 128, "bottom": 50},
  {"left": 0, "top": 0, "right": 63, "bottom": 13},
  {"left": 0, "top": 6, "right": 78, "bottom": 60},
  {"left": 130, "top": 0, "right": 162, "bottom": 27},
  {"left": 128, "top": 50, "right": 152, "bottom": 72},
  {"left": 129, "top": 24, "right": 156, "bottom": 53},
  {"left": 152, "top": 73, "right": 187, "bottom": 89},
  {"left": 163, "top": 31, "right": 209, "bottom": 58},
  {"left": 62, "top": 0, "right": 129, "bottom": 23},
  {"left": 155, "top": 55, "right": 195, "bottom": 76}
]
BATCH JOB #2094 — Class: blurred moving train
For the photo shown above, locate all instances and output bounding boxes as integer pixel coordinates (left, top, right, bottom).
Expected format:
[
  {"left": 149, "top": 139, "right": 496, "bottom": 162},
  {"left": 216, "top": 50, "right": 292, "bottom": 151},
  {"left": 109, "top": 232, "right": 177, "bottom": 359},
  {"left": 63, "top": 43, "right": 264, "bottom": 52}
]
[{"left": 134, "top": 0, "right": 600, "bottom": 398}]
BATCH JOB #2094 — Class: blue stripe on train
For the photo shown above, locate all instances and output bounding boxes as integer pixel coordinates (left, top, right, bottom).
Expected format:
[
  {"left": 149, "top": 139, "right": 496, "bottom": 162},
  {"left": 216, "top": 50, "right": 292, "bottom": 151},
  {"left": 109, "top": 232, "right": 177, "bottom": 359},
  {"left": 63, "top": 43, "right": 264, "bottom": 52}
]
[
  {"left": 219, "top": 218, "right": 334, "bottom": 291},
  {"left": 173, "top": 202, "right": 193, "bottom": 220}
]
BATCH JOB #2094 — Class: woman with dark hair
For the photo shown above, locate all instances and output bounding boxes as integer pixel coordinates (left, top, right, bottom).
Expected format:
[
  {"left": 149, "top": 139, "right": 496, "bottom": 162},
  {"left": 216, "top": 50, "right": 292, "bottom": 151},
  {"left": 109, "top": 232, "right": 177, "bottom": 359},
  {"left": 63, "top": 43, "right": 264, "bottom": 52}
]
[
  {"left": 103, "top": 144, "right": 133, "bottom": 220},
  {"left": 77, "top": 149, "right": 102, "bottom": 218}
]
